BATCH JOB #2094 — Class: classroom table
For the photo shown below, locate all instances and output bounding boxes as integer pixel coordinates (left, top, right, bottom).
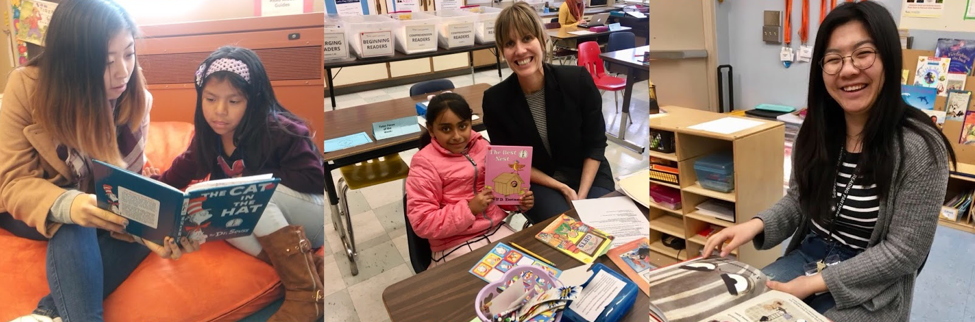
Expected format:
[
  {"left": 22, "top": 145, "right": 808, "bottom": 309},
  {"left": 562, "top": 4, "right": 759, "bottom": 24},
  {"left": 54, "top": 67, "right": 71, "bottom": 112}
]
[
  {"left": 324, "top": 43, "right": 501, "bottom": 109},
  {"left": 382, "top": 191, "right": 651, "bottom": 322},
  {"left": 545, "top": 25, "right": 633, "bottom": 64},
  {"left": 322, "top": 84, "right": 490, "bottom": 274},
  {"left": 600, "top": 45, "right": 649, "bottom": 153}
]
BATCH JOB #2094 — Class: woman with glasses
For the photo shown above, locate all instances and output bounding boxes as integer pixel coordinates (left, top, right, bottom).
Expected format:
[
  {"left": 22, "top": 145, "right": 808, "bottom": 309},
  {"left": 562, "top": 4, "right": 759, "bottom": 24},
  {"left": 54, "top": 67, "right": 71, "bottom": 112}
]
[{"left": 702, "top": 2, "right": 954, "bottom": 320}]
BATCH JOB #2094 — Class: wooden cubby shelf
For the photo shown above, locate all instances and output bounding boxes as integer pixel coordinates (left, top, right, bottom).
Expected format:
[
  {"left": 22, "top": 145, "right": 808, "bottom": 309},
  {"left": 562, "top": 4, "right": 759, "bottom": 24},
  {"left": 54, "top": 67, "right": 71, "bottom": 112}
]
[
  {"left": 648, "top": 200, "right": 683, "bottom": 215},
  {"left": 684, "top": 182, "right": 736, "bottom": 203},
  {"left": 650, "top": 215, "right": 685, "bottom": 238},
  {"left": 648, "top": 106, "right": 785, "bottom": 269},
  {"left": 649, "top": 150, "right": 679, "bottom": 162}
]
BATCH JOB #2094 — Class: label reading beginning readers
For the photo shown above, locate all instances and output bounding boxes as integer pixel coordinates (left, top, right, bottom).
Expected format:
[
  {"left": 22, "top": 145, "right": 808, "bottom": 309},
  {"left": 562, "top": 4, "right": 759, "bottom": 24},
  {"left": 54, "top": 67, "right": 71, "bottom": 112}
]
[
  {"left": 360, "top": 31, "right": 393, "bottom": 57},
  {"left": 119, "top": 186, "right": 160, "bottom": 229}
]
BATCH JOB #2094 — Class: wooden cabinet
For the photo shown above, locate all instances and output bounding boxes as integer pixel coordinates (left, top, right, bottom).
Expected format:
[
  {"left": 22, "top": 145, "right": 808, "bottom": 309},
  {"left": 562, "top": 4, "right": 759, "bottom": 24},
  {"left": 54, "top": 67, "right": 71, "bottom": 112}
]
[{"left": 649, "top": 106, "right": 784, "bottom": 269}]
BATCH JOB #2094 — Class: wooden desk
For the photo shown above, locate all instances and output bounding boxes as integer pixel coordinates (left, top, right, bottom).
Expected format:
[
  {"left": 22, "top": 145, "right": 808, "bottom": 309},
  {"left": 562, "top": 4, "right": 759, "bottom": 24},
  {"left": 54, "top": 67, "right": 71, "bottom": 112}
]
[
  {"left": 600, "top": 45, "right": 649, "bottom": 153},
  {"left": 382, "top": 192, "right": 650, "bottom": 322},
  {"left": 323, "top": 84, "right": 490, "bottom": 275},
  {"left": 324, "top": 43, "right": 500, "bottom": 109},
  {"left": 544, "top": 26, "right": 633, "bottom": 64}
]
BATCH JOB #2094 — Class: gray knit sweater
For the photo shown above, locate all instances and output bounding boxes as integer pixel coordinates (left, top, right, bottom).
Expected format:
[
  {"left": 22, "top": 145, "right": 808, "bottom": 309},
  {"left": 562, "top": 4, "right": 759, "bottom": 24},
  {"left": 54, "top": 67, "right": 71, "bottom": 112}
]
[{"left": 753, "top": 120, "right": 949, "bottom": 322}]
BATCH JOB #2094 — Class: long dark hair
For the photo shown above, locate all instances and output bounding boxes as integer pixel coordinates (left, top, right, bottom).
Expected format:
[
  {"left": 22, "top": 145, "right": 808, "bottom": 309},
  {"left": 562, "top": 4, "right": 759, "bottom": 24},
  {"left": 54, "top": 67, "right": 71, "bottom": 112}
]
[
  {"left": 419, "top": 92, "right": 474, "bottom": 149},
  {"left": 29, "top": 0, "right": 147, "bottom": 167},
  {"left": 191, "top": 46, "right": 316, "bottom": 176},
  {"left": 796, "top": 1, "right": 956, "bottom": 226}
]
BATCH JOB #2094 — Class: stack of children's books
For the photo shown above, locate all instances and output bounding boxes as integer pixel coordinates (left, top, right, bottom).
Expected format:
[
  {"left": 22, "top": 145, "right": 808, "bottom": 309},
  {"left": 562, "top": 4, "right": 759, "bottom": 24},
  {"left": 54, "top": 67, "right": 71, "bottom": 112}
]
[
  {"left": 650, "top": 256, "right": 830, "bottom": 322},
  {"left": 942, "top": 189, "right": 974, "bottom": 222}
]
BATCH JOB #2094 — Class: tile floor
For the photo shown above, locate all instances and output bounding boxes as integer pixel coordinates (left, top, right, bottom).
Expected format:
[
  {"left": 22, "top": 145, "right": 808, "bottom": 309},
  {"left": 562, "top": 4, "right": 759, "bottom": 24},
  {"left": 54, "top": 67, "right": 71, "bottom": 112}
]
[{"left": 321, "top": 65, "right": 651, "bottom": 322}]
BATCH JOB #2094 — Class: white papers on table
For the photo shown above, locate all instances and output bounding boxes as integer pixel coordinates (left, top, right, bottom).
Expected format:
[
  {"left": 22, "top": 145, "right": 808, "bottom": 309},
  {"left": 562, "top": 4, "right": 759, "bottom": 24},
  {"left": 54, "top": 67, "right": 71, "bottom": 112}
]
[
  {"left": 687, "top": 117, "right": 763, "bottom": 135},
  {"left": 569, "top": 30, "right": 596, "bottom": 35},
  {"left": 568, "top": 270, "right": 626, "bottom": 321},
  {"left": 573, "top": 196, "right": 649, "bottom": 248},
  {"left": 618, "top": 169, "right": 649, "bottom": 208},
  {"left": 626, "top": 11, "right": 646, "bottom": 18}
]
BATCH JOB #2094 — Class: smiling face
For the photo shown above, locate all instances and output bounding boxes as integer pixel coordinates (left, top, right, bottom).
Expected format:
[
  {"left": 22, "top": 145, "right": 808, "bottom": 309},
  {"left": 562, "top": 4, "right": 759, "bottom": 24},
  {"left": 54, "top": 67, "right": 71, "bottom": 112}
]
[
  {"left": 502, "top": 29, "right": 545, "bottom": 81},
  {"left": 201, "top": 77, "right": 248, "bottom": 144},
  {"left": 104, "top": 30, "right": 135, "bottom": 100},
  {"left": 822, "top": 21, "right": 884, "bottom": 119},
  {"left": 429, "top": 108, "right": 472, "bottom": 154}
]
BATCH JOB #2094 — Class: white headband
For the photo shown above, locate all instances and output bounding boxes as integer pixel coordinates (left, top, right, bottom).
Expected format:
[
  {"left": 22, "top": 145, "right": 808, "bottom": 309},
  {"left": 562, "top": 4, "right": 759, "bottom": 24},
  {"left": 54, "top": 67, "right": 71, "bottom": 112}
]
[{"left": 195, "top": 58, "right": 251, "bottom": 87}]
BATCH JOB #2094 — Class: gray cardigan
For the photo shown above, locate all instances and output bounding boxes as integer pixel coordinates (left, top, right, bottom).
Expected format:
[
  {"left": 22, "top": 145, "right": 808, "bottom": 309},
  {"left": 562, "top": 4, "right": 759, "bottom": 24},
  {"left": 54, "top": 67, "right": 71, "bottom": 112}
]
[{"left": 753, "top": 120, "right": 949, "bottom": 322}]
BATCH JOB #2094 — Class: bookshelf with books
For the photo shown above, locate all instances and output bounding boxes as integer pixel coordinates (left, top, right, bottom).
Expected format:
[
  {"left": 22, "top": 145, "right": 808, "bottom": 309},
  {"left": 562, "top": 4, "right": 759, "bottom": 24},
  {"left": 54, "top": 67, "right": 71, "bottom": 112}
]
[{"left": 649, "top": 106, "right": 784, "bottom": 269}]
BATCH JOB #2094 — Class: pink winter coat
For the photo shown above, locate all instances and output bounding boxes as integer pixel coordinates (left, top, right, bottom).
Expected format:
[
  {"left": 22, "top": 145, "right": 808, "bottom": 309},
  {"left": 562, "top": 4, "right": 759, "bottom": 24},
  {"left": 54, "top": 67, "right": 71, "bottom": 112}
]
[{"left": 406, "top": 131, "right": 511, "bottom": 252}]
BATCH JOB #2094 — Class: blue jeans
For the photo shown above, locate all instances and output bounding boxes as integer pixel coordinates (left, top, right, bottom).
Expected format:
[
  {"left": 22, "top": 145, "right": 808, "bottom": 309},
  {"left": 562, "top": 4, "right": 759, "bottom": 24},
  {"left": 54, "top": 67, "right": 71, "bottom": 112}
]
[
  {"left": 523, "top": 184, "right": 615, "bottom": 224},
  {"left": 0, "top": 214, "right": 150, "bottom": 322},
  {"left": 761, "top": 232, "right": 861, "bottom": 314}
]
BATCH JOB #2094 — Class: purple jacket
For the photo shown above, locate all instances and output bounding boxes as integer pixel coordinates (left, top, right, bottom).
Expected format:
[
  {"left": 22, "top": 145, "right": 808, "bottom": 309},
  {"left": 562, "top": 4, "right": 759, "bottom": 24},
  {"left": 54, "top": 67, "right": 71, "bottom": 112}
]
[{"left": 154, "top": 116, "right": 324, "bottom": 194}]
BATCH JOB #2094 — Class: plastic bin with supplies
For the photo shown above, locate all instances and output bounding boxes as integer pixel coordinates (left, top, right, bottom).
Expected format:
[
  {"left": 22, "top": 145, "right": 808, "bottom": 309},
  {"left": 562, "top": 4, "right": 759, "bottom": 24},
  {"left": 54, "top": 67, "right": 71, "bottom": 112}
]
[
  {"left": 463, "top": 6, "right": 502, "bottom": 44},
  {"left": 650, "top": 184, "right": 681, "bottom": 210},
  {"left": 342, "top": 15, "right": 397, "bottom": 58},
  {"left": 324, "top": 14, "right": 352, "bottom": 62},
  {"left": 693, "top": 152, "right": 735, "bottom": 193},
  {"left": 387, "top": 11, "right": 440, "bottom": 55},
  {"left": 434, "top": 10, "right": 478, "bottom": 49}
]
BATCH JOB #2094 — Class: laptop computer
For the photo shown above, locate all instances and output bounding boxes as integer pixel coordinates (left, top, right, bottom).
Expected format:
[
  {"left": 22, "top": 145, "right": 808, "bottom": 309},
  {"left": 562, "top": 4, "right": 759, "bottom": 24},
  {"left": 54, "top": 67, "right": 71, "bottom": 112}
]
[{"left": 579, "top": 13, "right": 610, "bottom": 27}]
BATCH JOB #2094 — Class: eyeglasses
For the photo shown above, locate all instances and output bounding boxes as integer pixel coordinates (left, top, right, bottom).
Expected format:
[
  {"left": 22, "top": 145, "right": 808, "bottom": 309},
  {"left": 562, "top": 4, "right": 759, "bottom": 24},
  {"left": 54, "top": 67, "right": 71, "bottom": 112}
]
[{"left": 820, "top": 49, "right": 878, "bottom": 75}]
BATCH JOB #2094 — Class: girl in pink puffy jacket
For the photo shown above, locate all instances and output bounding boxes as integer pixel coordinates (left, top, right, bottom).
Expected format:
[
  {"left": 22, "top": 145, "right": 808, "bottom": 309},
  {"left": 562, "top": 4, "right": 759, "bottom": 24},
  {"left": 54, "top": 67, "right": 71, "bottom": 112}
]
[{"left": 406, "top": 92, "right": 534, "bottom": 268}]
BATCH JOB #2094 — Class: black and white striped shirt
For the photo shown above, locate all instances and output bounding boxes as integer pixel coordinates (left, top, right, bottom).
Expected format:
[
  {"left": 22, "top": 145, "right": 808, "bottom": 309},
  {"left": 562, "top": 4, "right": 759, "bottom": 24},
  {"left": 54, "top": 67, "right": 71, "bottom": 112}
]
[
  {"left": 525, "top": 88, "right": 551, "bottom": 155},
  {"left": 811, "top": 152, "right": 878, "bottom": 250}
]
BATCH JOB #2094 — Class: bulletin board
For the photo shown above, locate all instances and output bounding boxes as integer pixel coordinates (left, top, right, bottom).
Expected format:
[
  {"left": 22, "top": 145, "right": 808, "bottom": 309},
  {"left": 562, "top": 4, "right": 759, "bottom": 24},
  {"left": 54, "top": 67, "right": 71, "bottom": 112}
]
[{"left": 900, "top": 0, "right": 975, "bottom": 33}]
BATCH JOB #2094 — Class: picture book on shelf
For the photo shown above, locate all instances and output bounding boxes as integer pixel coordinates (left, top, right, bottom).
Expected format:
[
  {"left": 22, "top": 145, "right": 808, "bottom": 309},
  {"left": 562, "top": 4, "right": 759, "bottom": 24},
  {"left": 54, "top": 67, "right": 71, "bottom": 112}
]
[
  {"left": 92, "top": 160, "right": 279, "bottom": 246},
  {"left": 469, "top": 243, "right": 561, "bottom": 283},
  {"left": 650, "top": 256, "right": 829, "bottom": 322},
  {"left": 901, "top": 84, "right": 937, "bottom": 110},
  {"left": 935, "top": 38, "right": 975, "bottom": 75},
  {"left": 914, "top": 56, "right": 951, "bottom": 96},
  {"left": 484, "top": 145, "right": 532, "bottom": 206},
  {"left": 945, "top": 90, "right": 972, "bottom": 122},
  {"left": 607, "top": 237, "right": 650, "bottom": 296},
  {"left": 535, "top": 214, "right": 614, "bottom": 263}
]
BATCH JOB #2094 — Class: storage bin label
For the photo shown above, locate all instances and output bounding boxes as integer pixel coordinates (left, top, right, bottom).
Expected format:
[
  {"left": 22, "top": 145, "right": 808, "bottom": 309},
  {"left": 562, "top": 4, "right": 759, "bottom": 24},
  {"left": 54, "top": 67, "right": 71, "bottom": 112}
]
[
  {"left": 447, "top": 23, "right": 475, "bottom": 47},
  {"left": 360, "top": 31, "right": 394, "bottom": 57},
  {"left": 323, "top": 32, "right": 349, "bottom": 60},
  {"left": 406, "top": 25, "right": 437, "bottom": 51}
]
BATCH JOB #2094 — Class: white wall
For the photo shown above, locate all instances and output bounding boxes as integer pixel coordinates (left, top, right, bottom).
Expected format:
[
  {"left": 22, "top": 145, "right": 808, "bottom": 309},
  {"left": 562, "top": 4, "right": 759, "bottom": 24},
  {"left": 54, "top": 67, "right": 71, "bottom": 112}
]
[{"left": 717, "top": 0, "right": 902, "bottom": 111}]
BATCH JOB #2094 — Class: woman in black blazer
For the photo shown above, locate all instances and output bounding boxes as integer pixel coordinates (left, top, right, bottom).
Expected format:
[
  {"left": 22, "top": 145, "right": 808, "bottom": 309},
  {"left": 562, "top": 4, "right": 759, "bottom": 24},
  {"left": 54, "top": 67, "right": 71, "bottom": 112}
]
[{"left": 483, "top": 2, "right": 613, "bottom": 224}]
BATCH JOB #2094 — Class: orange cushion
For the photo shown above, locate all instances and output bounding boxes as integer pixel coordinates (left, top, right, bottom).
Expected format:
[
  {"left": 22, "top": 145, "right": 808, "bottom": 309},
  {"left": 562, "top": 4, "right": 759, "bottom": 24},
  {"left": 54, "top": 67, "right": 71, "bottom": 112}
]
[
  {"left": 0, "top": 122, "right": 288, "bottom": 321},
  {"left": 145, "top": 121, "right": 195, "bottom": 173}
]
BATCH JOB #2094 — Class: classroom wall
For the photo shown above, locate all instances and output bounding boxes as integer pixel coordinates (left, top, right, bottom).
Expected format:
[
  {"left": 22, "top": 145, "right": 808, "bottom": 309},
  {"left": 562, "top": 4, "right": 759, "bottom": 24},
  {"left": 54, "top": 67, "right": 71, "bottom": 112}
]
[{"left": 717, "top": 0, "right": 901, "bottom": 111}]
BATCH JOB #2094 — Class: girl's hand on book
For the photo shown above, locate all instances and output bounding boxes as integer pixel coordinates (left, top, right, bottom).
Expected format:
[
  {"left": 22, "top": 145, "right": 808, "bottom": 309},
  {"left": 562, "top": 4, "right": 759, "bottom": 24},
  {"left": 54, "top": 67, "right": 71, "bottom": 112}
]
[
  {"left": 142, "top": 166, "right": 160, "bottom": 177},
  {"left": 519, "top": 191, "right": 535, "bottom": 211},
  {"left": 70, "top": 194, "right": 127, "bottom": 233},
  {"left": 469, "top": 188, "right": 495, "bottom": 215},
  {"left": 145, "top": 236, "right": 200, "bottom": 260},
  {"left": 766, "top": 274, "right": 826, "bottom": 300},
  {"left": 702, "top": 218, "right": 764, "bottom": 258}
]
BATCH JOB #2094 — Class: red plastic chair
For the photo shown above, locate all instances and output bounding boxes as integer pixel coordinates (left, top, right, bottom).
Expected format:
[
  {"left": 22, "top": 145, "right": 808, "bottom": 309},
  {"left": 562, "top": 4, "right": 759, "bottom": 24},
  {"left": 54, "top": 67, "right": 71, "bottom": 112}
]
[{"left": 577, "top": 41, "right": 627, "bottom": 113}]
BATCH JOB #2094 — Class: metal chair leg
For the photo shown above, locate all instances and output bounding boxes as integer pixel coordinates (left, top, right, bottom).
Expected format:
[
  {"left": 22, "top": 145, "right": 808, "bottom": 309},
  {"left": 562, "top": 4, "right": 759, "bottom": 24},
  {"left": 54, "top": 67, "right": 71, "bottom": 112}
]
[
  {"left": 338, "top": 182, "right": 358, "bottom": 275},
  {"left": 332, "top": 178, "right": 345, "bottom": 232}
]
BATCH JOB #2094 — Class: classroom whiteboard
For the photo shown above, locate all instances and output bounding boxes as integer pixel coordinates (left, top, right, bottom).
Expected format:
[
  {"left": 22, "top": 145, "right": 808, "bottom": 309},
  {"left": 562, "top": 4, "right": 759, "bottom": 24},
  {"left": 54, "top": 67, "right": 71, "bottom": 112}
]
[{"left": 900, "top": 0, "right": 975, "bottom": 33}]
